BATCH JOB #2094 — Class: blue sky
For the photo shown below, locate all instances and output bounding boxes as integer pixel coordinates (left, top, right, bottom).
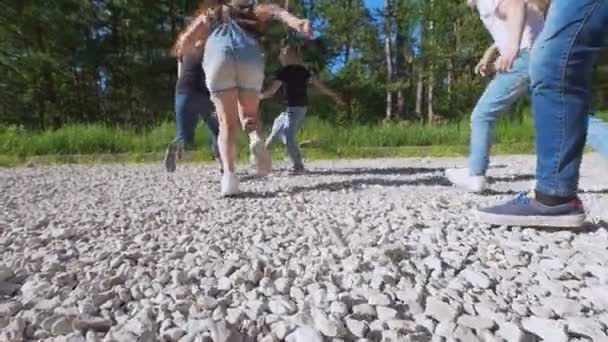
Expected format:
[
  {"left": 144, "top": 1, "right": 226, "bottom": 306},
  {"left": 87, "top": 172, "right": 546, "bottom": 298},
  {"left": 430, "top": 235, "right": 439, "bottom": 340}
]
[{"left": 363, "top": 0, "right": 383, "bottom": 11}]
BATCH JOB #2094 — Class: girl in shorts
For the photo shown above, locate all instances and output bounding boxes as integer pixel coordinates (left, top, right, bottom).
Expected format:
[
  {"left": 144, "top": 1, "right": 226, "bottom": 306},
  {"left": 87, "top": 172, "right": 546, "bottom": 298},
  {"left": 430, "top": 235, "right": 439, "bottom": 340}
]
[{"left": 175, "top": 0, "right": 311, "bottom": 196}]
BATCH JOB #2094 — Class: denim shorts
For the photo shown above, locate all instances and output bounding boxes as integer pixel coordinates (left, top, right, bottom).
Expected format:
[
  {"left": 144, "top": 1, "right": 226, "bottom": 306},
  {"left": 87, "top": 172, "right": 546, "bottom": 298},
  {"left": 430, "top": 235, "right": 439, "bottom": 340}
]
[{"left": 203, "top": 20, "right": 265, "bottom": 94}]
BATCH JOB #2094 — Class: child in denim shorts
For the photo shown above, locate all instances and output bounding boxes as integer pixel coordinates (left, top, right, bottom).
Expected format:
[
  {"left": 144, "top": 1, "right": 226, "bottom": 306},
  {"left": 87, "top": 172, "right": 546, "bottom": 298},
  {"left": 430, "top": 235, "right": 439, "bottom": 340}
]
[{"left": 175, "top": 0, "right": 310, "bottom": 196}]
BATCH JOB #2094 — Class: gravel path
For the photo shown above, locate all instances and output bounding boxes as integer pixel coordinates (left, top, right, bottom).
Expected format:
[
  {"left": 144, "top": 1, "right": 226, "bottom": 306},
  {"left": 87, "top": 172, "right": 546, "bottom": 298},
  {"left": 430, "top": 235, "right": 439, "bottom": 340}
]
[{"left": 1, "top": 154, "right": 607, "bottom": 342}]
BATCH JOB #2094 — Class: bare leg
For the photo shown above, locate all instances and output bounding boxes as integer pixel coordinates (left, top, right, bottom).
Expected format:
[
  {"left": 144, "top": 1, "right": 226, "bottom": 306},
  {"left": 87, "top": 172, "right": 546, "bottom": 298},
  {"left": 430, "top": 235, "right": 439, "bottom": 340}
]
[
  {"left": 211, "top": 89, "right": 240, "bottom": 174},
  {"left": 237, "top": 91, "right": 262, "bottom": 138},
  {"left": 238, "top": 90, "right": 271, "bottom": 175}
]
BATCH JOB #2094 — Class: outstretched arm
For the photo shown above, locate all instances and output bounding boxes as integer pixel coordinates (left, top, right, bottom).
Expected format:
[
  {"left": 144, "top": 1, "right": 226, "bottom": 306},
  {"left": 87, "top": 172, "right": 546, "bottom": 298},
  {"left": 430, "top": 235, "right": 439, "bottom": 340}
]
[
  {"left": 254, "top": 4, "right": 310, "bottom": 34},
  {"left": 475, "top": 43, "right": 498, "bottom": 76},
  {"left": 175, "top": 13, "right": 210, "bottom": 57},
  {"left": 260, "top": 80, "right": 283, "bottom": 100},
  {"left": 311, "top": 78, "right": 346, "bottom": 107},
  {"left": 495, "top": 0, "right": 525, "bottom": 72}
]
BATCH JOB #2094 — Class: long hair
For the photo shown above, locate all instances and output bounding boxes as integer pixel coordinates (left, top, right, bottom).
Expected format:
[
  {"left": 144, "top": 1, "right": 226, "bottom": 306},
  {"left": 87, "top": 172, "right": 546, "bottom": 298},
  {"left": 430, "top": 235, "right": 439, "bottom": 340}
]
[{"left": 170, "top": 0, "right": 265, "bottom": 57}]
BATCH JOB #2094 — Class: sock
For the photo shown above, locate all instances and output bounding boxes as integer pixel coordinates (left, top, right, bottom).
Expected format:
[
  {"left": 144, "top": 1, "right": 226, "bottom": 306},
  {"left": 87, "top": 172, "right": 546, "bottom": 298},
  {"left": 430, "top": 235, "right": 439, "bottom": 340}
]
[{"left": 535, "top": 191, "right": 576, "bottom": 206}]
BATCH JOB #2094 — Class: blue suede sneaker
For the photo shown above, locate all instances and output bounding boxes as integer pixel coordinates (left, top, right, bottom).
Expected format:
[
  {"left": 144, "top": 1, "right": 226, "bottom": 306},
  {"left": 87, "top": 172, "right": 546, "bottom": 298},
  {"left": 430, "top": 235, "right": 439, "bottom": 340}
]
[{"left": 476, "top": 191, "right": 586, "bottom": 228}]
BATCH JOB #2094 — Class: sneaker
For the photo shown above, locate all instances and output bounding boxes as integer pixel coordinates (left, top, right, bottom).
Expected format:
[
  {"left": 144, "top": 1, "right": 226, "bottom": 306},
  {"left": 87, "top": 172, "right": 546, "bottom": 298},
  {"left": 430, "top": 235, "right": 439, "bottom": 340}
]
[
  {"left": 289, "top": 165, "right": 306, "bottom": 175},
  {"left": 476, "top": 191, "right": 586, "bottom": 228},
  {"left": 249, "top": 136, "right": 272, "bottom": 176},
  {"left": 164, "top": 143, "right": 180, "bottom": 173},
  {"left": 220, "top": 172, "right": 239, "bottom": 197},
  {"left": 445, "top": 168, "right": 486, "bottom": 193}
]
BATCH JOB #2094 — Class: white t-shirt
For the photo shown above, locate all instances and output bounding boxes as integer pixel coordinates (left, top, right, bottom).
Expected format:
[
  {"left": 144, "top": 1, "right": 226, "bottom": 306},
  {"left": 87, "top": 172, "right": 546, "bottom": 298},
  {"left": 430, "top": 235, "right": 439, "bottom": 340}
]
[{"left": 477, "top": 0, "right": 545, "bottom": 54}]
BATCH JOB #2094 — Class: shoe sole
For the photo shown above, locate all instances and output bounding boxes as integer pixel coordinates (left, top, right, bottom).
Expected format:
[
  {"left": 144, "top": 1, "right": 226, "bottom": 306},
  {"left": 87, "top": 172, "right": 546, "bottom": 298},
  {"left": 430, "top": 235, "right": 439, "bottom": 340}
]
[
  {"left": 445, "top": 174, "right": 486, "bottom": 193},
  {"left": 251, "top": 141, "right": 272, "bottom": 176},
  {"left": 164, "top": 145, "right": 177, "bottom": 173},
  {"left": 475, "top": 210, "right": 586, "bottom": 228}
]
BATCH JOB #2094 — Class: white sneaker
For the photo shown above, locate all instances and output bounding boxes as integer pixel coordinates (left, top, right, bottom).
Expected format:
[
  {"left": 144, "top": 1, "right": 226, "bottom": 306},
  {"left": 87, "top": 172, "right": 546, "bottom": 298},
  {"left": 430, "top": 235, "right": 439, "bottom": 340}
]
[
  {"left": 221, "top": 172, "right": 239, "bottom": 197},
  {"left": 445, "top": 168, "right": 486, "bottom": 193},
  {"left": 250, "top": 136, "right": 272, "bottom": 176}
]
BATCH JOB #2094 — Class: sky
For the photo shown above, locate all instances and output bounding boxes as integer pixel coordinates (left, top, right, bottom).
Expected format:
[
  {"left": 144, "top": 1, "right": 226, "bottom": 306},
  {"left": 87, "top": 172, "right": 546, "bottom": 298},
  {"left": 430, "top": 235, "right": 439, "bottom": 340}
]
[{"left": 363, "top": 0, "right": 383, "bottom": 11}]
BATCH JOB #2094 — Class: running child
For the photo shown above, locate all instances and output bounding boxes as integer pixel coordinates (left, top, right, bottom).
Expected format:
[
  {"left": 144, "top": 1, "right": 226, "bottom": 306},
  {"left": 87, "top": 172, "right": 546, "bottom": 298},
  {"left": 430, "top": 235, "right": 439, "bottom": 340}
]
[
  {"left": 175, "top": 0, "right": 311, "bottom": 196},
  {"left": 165, "top": 38, "right": 221, "bottom": 173},
  {"left": 261, "top": 45, "right": 345, "bottom": 174}
]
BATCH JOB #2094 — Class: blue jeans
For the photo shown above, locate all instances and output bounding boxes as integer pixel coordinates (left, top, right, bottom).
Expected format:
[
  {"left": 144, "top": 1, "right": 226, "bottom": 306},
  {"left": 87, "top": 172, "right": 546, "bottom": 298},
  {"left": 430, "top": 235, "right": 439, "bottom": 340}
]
[
  {"left": 267, "top": 107, "right": 307, "bottom": 169},
  {"left": 469, "top": 50, "right": 531, "bottom": 176},
  {"left": 530, "top": 0, "right": 608, "bottom": 197},
  {"left": 588, "top": 115, "right": 608, "bottom": 157},
  {"left": 174, "top": 92, "right": 220, "bottom": 158}
]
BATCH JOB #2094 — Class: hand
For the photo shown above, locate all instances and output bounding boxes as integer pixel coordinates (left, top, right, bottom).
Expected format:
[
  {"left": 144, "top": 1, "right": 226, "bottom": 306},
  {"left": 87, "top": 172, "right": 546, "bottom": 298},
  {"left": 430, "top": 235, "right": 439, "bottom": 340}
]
[
  {"left": 296, "top": 19, "right": 311, "bottom": 35},
  {"left": 474, "top": 57, "right": 492, "bottom": 76},
  {"left": 495, "top": 49, "right": 518, "bottom": 73}
]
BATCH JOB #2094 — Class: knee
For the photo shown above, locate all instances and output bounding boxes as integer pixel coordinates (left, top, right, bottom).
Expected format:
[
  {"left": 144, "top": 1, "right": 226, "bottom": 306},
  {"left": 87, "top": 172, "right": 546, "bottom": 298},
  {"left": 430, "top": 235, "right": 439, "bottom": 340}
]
[{"left": 241, "top": 116, "right": 259, "bottom": 133}]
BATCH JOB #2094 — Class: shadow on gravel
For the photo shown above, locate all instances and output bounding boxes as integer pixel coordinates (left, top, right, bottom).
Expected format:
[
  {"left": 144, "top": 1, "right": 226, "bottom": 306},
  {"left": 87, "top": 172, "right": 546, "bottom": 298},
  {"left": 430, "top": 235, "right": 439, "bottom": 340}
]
[
  {"left": 480, "top": 187, "right": 608, "bottom": 196},
  {"left": 286, "top": 175, "right": 453, "bottom": 194},
  {"left": 487, "top": 174, "right": 536, "bottom": 183},
  {"left": 228, "top": 175, "right": 453, "bottom": 199},
  {"left": 531, "top": 220, "right": 608, "bottom": 234},
  {"left": 306, "top": 166, "right": 444, "bottom": 177}
]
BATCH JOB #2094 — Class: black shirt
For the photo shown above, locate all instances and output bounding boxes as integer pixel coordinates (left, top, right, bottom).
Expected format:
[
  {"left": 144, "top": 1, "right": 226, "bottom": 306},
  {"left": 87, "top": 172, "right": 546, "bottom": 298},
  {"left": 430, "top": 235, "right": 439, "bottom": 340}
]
[
  {"left": 276, "top": 65, "right": 311, "bottom": 107},
  {"left": 175, "top": 54, "right": 209, "bottom": 94}
]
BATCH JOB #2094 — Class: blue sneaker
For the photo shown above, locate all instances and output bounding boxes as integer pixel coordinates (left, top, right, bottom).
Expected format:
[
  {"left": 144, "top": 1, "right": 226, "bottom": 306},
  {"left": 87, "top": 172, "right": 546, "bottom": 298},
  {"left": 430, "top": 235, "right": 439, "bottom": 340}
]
[{"left": 476, "top": 191, "right": 586, "bottom": 228}]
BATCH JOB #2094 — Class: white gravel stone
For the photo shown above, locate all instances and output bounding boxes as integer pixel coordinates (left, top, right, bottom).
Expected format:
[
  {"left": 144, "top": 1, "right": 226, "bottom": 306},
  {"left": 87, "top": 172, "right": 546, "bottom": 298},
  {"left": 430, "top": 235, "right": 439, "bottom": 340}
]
[
  {"left": 312, "top": 307, "right": 346, "bottom": 337},
  {"left": 330, "top": 301, "right": 349, "bottom": 318},
  {"left": 368, "top": 293, "right": 392, "bottom": 306},
  {"left": 541, "top": 296, "right": 583, "bottom": 317},
  {"left": 579, "top": 287, "right": 608, "bottom": 311},
  {"left": 457, "top": 314, "right": 495, "bottom": 331},
  {"left": 566, "top": 317, "right": 608, "bottom": 341},
  {"left": 425, "top": 297, "right": 461, "bottom": 323},
  {"left": 496, "top": 321, "right": 526, "bottom": 342},
  {"left": 352, "top": 304, "right": 376, "bottom": 320},
  {"left": 0, "top": 267, "right": 14, "bottom": 282},
  {"left": 521, "top": 317, "right": 568, "bottom": 342},
  {"left": 461, "top": 269, "right": 492, "bottom": 289},
  {"left": 345, "top": 318, "right": 369, "bottom": 338},
  {"left": 268, "top": 296, "right": 297, "bottom": 316},
  {"left": 285, "top": 326, "right": 323, "bottom": 342},
  {"left": 1, "top": 156, "right": 607, "bottom": 341},
  {"left": 0, "top": 301, "right": 23, "bottom": 317},
  {"left": 375, "top": 306, "right": 398, "bottom": 322}
]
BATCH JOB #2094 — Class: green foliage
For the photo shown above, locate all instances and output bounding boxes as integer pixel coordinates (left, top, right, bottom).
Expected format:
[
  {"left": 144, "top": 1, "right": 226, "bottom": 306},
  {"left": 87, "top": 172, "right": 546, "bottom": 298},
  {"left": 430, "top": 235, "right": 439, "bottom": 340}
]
[{"left": 1, "top": 0, "right": 606, "bottom": 131}]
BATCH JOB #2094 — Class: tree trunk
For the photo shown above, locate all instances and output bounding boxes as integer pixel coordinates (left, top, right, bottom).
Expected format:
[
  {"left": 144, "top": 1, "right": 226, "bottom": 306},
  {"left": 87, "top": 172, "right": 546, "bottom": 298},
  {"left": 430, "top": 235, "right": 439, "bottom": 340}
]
[
  {"left": 384, "top": 0, "right": 394, "bottom": 121},
  {"left": 427, "top": 68, "right": 434, "bottom": 123},
  {"left": 415, "top": 64, "right": 424, "bottom": 119}
]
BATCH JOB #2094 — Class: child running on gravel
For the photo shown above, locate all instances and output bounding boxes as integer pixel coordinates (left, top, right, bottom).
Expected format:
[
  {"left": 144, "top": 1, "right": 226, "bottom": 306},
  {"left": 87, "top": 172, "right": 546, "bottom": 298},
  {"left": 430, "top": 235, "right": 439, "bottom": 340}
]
[
  {"left": 448, "top": 0, "right": 608, "bottom": 193},
  {"left": 175, "top": 0, "right": 311, "bottom": 196},
  {"left": 445, "top": 0, "right": 548, "bottom": 193},
  {"left": 165, "top": 37, "right": 221, "bottom": 174},
  {"left": 261, "top": 45, "right": 345, "bottom": 174}
]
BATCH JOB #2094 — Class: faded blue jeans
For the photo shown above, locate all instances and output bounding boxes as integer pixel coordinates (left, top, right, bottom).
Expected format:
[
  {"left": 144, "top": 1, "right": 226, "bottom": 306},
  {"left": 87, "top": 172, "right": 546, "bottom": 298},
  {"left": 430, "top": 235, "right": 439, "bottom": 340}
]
[
  {"left": 266, "top": 106, "right": 307, "bottom": 169},
  {"left": 530, "top": 0, "right": 608, "bottom": 197},
  {"left": 469, "top": 50, "right": 531, "bottom": 176},
  {"left": 174, "top": 92, "right": 220, "bottom": 159}
]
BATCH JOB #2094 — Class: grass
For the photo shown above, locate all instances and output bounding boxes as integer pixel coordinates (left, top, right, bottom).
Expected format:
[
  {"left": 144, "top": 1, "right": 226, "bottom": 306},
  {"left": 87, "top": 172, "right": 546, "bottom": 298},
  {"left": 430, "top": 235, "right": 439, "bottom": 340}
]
[{"left": 0, "top": 111, "right": 560, "bottom": 167}]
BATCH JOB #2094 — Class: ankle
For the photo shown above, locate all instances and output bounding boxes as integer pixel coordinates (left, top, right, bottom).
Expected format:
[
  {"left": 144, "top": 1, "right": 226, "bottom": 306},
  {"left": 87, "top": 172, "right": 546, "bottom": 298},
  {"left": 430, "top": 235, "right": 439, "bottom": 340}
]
[{"left": 534, "top": 190, "right": 576, "bottom": 206}]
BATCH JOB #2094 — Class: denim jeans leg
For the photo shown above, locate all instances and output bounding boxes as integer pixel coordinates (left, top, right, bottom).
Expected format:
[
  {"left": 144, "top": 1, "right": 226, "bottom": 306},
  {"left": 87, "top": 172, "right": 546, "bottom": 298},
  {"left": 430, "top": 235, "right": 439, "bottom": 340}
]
[
  {"left": 267, "top": 112, "right": 288, "bottom": 146},
  {"left": 530, "top": 0, "right": 608, "bottom": 197},
  {"left": 174, "top": 93, "right": 199, "bottom": 146},
  {"left": 283, "top": 107, "right": 307, "bottom": 169},
  {"left": 469, "top": 52, "right": 531, "bottom": 176}
]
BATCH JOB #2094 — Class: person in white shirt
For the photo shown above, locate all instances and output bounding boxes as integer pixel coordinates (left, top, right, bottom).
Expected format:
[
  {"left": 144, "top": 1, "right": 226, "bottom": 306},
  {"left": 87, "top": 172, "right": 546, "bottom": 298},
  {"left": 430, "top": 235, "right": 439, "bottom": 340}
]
[{"left": 446, "top": 0, "right": 546, "bottom": 192}]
